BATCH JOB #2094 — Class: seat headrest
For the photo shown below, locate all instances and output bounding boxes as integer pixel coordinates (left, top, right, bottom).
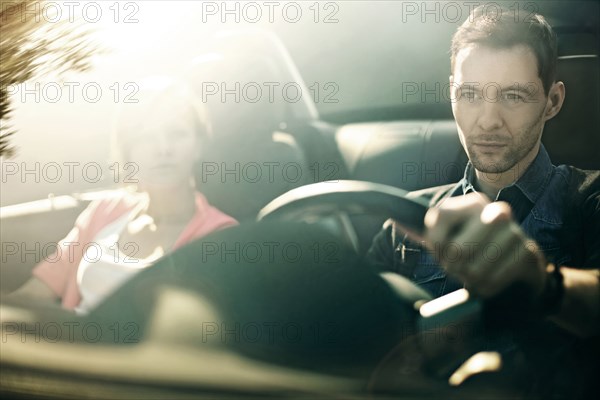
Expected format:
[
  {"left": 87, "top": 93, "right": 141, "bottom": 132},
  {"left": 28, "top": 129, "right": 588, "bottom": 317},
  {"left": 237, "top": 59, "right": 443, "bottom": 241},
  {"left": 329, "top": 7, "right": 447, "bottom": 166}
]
[{"left": 543, "top": 56, "right": 600, "bottom": 170}]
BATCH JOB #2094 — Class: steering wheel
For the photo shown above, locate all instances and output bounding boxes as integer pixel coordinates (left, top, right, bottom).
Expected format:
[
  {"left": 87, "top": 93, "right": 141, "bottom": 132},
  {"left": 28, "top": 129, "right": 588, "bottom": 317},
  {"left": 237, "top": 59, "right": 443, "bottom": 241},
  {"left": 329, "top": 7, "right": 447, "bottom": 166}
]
[
  {"left": 258, "top": 180, "right": 429, "bottom": 234},
  {"left": 259, "top": 184, "right": 468, "bottom": 344},
  {"left": 256, "top": 180, "right": 555, "bottom": 386},
  {"left": 257, "top": 180, "right": 539, "bottom": 316}
]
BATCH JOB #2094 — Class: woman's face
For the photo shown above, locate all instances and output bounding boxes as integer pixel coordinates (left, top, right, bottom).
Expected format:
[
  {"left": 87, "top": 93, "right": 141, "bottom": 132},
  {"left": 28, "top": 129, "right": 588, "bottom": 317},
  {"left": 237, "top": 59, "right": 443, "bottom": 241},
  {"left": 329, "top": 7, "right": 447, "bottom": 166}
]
[{"left": 122, "top": 105, "right": 200, "bottom": 190}]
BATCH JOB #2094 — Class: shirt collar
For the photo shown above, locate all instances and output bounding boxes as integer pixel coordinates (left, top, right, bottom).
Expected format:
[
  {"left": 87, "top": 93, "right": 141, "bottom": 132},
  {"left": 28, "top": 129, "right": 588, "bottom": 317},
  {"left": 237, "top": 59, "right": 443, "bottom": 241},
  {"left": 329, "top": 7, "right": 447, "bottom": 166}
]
[
  {"left": 460, "top": 162, "right": 477, "bottom": 195},
  {"left": 513, "top": 145, "right": 554, "bottom": 203},
  {"left": 456, "top": 144, "right": 554, "bottom": 202}
]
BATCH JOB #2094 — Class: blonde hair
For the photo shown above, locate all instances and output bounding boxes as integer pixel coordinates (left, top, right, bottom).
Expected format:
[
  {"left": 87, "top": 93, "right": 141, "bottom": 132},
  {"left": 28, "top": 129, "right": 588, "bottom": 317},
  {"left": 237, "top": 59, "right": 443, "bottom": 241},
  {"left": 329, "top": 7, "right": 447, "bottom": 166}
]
[{"left": 110, "top": 76, "right": 211, "bottom": 164}]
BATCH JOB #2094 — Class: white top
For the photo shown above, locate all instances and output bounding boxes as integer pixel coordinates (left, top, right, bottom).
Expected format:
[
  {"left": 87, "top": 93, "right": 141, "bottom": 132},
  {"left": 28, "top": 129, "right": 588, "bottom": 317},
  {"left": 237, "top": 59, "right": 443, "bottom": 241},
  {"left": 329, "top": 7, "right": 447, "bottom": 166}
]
[{"left": 75, "top": 205, "right": 157, "bottom": 315}]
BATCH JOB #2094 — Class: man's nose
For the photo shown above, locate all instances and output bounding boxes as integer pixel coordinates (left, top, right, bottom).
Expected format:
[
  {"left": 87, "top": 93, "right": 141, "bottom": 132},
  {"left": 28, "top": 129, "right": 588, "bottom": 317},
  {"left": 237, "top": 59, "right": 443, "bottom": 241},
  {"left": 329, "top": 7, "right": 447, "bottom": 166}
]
[{"left": 477, "top": 98, "right": 504, "bottom": 132}]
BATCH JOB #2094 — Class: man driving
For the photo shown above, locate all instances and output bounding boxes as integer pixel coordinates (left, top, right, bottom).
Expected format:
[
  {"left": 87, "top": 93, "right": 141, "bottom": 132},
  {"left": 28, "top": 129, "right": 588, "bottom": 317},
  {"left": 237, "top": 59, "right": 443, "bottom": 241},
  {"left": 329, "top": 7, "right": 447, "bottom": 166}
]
[{"left": 367, "top": 5, "right": 600, "bottom": 338}]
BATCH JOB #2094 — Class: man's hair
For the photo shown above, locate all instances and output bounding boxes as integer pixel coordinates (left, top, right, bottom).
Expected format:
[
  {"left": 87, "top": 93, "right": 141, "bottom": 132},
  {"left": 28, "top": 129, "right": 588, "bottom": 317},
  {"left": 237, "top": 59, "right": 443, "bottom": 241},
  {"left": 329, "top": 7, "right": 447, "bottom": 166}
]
[{"left": 450, "top": 5, "right": 558, "bottom": 95}]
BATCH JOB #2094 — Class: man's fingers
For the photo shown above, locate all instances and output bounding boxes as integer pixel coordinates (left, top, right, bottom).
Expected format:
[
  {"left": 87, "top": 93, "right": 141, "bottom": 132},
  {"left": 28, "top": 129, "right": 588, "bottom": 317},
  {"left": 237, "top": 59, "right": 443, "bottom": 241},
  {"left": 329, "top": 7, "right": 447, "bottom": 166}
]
[
  {"left": 445, "top": 222, "right": 516, "bottom": 284},
  {"left": 424, "top": 197, "right": 512, "bottom": 269},
  {"left": 480, "top": 201, "right": 512, "bottom": 225},
  {"left": 423, "top": 197, "right": 535, "bottom": 298},
  {"left": 424, "top": 193, "right": 488, "bottom": 226},
  {"left": 424, "top": 193, "right": 490, "bottom": 249},
  {"left": 463, "top": 230, "right": 525, "bottom": 297},
  {"left": 434, "top": 215, "right": 497, "bottom": 277},
  {"left": 422, "top": 194, "right": 547, "bottom": 299}
]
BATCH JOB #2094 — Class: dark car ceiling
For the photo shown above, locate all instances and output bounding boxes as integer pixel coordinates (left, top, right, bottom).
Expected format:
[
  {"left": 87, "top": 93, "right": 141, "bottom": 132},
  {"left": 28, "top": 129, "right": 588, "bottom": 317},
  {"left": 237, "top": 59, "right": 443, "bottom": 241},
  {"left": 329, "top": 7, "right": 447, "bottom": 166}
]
[{"left": 307, "top": 0, "right": 599, "bottom": 125}]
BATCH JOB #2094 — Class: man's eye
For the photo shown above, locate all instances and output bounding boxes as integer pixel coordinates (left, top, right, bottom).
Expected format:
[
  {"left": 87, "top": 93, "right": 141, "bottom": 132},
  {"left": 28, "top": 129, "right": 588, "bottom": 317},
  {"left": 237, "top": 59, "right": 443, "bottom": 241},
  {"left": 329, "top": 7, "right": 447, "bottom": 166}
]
[
  {"left": 502, "top": 92, "right": 524, "bottom": 102},
  {"left": 460, "top": 91, "right": 478, "bottom": 101}
]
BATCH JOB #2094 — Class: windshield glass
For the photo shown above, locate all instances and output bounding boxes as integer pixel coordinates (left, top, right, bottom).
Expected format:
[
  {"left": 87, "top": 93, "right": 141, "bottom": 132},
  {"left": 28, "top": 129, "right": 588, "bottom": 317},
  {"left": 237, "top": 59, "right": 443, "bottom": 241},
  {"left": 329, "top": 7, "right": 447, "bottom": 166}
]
[{"left": 1, "top": 1, "right": 599, "bottom": 398}]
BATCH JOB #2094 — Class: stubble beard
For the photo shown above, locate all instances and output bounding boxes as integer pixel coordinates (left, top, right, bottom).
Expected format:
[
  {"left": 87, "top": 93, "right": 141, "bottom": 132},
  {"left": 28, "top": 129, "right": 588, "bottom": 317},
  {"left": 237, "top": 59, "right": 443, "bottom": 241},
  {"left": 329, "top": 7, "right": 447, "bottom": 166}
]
[{"left": 467, "top": 112, "right": 545, "bottom": 174}]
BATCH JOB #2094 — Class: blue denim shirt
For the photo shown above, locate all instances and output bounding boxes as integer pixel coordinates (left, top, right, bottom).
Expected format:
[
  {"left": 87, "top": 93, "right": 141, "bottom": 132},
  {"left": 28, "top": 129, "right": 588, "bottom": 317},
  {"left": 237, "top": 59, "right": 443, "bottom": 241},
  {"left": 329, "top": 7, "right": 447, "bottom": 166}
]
[
  {"left": 367, "top": 145, "right": 600, "bottom": 298},
  {"left": 365, "top": 145, "right": 600, "bottom": 394}
]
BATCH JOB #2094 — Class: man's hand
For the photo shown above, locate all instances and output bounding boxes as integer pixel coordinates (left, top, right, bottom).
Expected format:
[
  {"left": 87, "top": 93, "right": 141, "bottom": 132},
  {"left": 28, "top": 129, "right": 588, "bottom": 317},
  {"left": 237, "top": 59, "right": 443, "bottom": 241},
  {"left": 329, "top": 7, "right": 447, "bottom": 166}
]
[{"left": 423, "top": 193, "right": 547, "bottom": 299}]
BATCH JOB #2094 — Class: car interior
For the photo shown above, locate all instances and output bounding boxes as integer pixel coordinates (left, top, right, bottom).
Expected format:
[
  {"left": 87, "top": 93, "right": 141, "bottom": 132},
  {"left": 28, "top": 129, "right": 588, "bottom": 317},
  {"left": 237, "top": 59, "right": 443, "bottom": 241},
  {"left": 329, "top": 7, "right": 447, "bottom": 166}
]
[{"left": 1, "top": 1, "right": 599, "bottom": 399}]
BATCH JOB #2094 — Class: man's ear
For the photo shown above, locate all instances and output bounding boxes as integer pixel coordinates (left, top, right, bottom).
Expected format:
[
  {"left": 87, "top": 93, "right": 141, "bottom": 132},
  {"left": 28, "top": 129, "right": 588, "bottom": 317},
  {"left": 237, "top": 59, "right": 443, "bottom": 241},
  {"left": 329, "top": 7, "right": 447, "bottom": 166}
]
[
  {"left": 544, "top": 81, "right": 565, "bottom": 121},
  {"left": 449, "top": 75, "right": 458, "bottom": 116}
]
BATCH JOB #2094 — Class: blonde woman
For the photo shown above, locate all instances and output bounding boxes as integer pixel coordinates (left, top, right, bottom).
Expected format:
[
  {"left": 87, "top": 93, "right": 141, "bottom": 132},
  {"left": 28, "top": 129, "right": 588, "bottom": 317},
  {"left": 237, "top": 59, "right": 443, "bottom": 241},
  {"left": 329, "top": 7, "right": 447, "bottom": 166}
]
[{"left": 8, "top": 77, "right": 237, "bottom": 314}]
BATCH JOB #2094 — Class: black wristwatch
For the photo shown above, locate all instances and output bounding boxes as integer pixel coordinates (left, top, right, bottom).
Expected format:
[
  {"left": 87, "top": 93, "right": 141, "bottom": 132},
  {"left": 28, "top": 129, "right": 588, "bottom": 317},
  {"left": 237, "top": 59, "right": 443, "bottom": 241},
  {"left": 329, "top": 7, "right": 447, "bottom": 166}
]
[{"left": 539, "top": 263, "right": 565, "bottom": 316}]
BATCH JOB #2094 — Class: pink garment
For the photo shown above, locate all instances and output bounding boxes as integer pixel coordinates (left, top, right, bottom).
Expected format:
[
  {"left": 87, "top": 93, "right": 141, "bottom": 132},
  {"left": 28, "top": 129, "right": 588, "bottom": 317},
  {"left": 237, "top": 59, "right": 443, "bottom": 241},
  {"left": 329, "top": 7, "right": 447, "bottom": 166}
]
[{"left": 32, "top": 191, "right": 237, "bottom": 310}]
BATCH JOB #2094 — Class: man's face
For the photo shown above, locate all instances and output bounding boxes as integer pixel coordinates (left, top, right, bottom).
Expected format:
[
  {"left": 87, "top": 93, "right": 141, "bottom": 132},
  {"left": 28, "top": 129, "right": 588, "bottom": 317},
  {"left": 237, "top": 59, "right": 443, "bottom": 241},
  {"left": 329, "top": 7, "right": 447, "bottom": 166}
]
[{"left": 450, "top": 44, "right": 550, "bottom": 174}]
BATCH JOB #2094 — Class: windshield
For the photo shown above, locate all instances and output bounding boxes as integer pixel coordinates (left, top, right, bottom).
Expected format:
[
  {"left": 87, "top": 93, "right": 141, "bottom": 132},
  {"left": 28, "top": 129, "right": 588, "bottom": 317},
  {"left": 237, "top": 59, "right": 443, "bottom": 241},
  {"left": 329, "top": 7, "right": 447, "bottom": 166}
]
[
  {"left": 1, "top": 1, "right": 599, "bottom": 399},
  {"left": 1, "top": 1, "right": 597, "bottom": 205}
]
